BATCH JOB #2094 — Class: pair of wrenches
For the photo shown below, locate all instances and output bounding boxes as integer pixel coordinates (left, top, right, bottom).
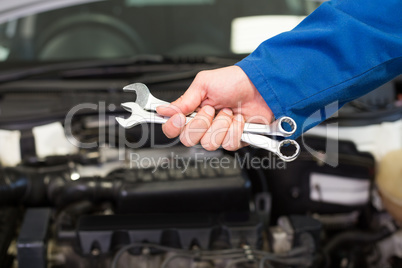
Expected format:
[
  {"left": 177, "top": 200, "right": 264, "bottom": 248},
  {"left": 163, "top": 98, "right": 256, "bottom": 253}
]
[{"left": 116, "top": 83, "right": 300, "bottom": 162}]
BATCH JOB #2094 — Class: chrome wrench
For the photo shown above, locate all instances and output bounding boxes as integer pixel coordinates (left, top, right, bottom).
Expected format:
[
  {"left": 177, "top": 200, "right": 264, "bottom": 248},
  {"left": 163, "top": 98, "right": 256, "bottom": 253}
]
[
  {"left": 116, "top": 102, "right": 300, "bottom": 162},
  {"left": 123, "top": 83, "right": 297, "bottom": 137}
]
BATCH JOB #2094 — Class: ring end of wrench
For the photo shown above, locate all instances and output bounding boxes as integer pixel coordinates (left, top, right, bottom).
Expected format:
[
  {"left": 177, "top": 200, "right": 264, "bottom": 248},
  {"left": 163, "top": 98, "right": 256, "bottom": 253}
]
[
  {"left": 277, "top": 139, "right": 300, "bottom": 162},
  {"left": 277, "top": 117, "right": 297, "bottom": 136}
]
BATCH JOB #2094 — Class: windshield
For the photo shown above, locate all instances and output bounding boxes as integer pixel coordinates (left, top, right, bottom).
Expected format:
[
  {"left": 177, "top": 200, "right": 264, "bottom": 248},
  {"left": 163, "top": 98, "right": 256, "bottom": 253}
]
[{"left": 0, "top": 0, "right": 321, "bottom": 62}]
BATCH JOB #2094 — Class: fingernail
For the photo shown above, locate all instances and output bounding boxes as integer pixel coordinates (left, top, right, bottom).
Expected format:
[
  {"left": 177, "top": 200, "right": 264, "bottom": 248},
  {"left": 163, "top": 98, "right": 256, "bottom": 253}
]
[
  {"left": 235, "top": 114, "right": 244, "bottom": 122},
  {"left": 172, "top": 114, "right": 185, "bottom": 128},
  {"left": 222, "top": 108, "right": 233, "bottom": 116},
  {"left": 204, "top": 106, "right": 215, "bottom": 117}
]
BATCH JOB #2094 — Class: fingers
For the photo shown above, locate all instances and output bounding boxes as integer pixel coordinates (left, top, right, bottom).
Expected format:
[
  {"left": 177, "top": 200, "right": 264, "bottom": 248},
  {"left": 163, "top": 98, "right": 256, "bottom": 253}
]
[
  {"left": 156, "top": 72, "right": 207, "bottom": 117},
  {"left": 222, "top": 114, "right": 245, "bottom": 151},
  {"left": 179, "top": 105, "right": 215, "bottom": 147},
  {"left": 161, "top": 113, "right": 186, "bottom": 139},
  {"left": 161, "top": 105, "right": 245, "bottom": 152},
  {"left": 200, "top": 108, "right": 233, "bottom": 151}
]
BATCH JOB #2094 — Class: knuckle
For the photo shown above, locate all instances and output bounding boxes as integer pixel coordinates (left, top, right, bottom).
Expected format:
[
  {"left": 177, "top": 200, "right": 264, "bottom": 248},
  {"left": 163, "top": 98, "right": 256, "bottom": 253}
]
[
  {"left": 195, "top": 70, "right": 208, "bottom": 80},
  {"left": 190, "top": 117, "right": 209, "bottom": 130}
]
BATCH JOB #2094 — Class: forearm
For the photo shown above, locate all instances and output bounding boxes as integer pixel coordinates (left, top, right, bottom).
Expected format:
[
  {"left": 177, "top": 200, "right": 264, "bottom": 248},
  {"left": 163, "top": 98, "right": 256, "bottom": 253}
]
[{"left": 236, "top": 0, "right": 402, "bottom": 137}]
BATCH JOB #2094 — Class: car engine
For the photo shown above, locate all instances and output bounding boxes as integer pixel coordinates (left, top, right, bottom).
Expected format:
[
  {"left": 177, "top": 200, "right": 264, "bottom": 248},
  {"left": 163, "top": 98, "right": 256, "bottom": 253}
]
[
  {"left": 0, "top": 0, "right": 401, "bottom": 267},
  {"left": 0, "top": 103, "right": 401, "bottom": 268}
]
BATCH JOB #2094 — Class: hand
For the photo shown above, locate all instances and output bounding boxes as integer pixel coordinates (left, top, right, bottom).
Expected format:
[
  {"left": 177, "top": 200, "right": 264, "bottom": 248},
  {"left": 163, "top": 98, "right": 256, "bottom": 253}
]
[{"left": 156, "top": 66, "right": 274, "bottom": 151}]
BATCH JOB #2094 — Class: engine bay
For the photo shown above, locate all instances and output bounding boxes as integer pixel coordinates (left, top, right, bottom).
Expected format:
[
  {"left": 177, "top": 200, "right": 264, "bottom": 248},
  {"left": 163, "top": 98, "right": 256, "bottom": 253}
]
[
  {"left": 0, "top": 106, "right": 401, "bottom": 268},
  {"left": 0, "top": 68, "right": 400, "bottom": 268},
  {"left": 0, "top": 0, "right": 401, "bottom": 266}
]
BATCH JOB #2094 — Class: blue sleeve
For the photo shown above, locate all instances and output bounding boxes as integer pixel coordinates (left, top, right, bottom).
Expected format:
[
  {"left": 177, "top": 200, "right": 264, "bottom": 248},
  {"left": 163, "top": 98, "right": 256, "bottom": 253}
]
[{"left": 235, "top": 0, "right": 402, "bottom": 138}]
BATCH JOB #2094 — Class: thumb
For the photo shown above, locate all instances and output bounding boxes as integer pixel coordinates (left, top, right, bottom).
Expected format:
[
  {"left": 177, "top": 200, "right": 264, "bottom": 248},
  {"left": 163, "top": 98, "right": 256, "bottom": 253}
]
[{"left": 156, "top": 83, "right": 205, "bottom": 117}]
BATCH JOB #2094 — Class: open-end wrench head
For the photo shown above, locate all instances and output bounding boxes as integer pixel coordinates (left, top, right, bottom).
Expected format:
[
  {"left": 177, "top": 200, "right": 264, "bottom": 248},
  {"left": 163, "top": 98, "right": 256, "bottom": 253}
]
[
  {"left": 121, "top": 102, "right": 136, "bottom": 112},
  {"left": 115, "top": 117, "right": 130, "bottom": 128},
  {"left": 117, "top": 102, "right": 150, "bottom": 128},
  {"left": 121, "top": 102, "right": 153, "bottom": 118},
  {"left": 116, "top": 115, "right": 146, "bottom": 128},
  {"left": 123, "top": 83, "right": 150, "bottom": 109},
  {"left": 115, "top": 111, "right": 147, "bottom": 128}
]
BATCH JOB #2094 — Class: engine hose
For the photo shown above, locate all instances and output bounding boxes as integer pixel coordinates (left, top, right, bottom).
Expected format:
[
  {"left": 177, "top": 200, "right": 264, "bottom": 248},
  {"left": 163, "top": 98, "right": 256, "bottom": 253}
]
[
  {"left": 47, "top": 175, "right": 122, "bottom": 208},
  {"left": 322, "top": 227, "right": 391, "bottom": 267},
  {"left": 0, "top": 165, "right": 73, "bottom": 206},
  {"left": 0, "top": 166, "right": 122, "bottom": 208},
  {"left": 0, "top": 168, "right": 29, "bottom": 204},
  {"left": 0, "top": 166, "right": 124, "bottom": 207}
]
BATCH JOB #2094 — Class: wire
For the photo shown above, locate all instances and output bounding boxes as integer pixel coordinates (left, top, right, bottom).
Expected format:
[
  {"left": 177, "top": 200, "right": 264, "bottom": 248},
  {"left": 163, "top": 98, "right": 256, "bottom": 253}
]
[
  {"left": 111, "top": 243, "right": 189, "bottom": 268},
  {"left": 111, "top": 242, "right": 312, "bottom": 268},
  {"left": 111, "top": 243, "right": 245, "bottom": 268},
  {"left": 256, "top": 246, "right": 313, "bottom": 268},
  {"left": 264, "top": 263, "right": 276, "bottom": 268},
  {"left": 201, "top": 249, "right": 245, "bottom": 255},
  {"left": 160, "top": 254, "right": 194, "bottom": 268},
  {"left": 225, "top": 258, "right": 256, "bottom": 268},
  {"left": 322, "top": 227, "right": 391, "bottom": 268},
  {"left": 253, "top": 246, "right": 308, "bottom": 258},
  {"left": 259, "top": 255, "right": 313, "bottom": 268},
  {"left": 201, "top": 253, "right": 248, "bottom": 260}
]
